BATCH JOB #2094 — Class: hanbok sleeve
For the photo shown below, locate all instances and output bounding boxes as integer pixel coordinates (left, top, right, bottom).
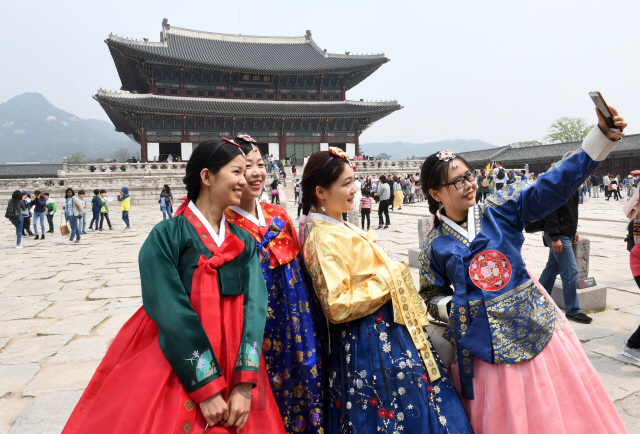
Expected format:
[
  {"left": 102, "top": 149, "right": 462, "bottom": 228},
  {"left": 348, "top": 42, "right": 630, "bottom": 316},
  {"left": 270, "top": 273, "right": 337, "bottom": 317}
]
[
  {"left": 233, "top": 231, "right": 268, "bottom": 385},
  {"left": 485, "top": 126, "right": 619, "bottom": 231},
  {"left": 304, "top": 228, "right": 390, "bottom": 324},
  {"left": 139, "top": 222, "right": 225, "bottom": 403},
  {"left": 419, "top": 236, "right": 454, "bottom": 322}
]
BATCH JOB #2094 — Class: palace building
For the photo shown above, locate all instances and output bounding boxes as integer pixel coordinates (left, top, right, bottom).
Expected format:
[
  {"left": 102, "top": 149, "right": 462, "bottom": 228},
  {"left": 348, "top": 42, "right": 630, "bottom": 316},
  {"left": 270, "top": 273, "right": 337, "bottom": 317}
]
[{"left": 95, "top": 19, "right": 401, "bottom": 162}]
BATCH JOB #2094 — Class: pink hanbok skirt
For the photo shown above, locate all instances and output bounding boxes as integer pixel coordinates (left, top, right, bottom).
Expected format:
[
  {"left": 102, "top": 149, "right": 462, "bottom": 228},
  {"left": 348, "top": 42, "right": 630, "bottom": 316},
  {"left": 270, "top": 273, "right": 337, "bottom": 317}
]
[{"left": 450, "top": 273, "right": 628, "bottom": 434}]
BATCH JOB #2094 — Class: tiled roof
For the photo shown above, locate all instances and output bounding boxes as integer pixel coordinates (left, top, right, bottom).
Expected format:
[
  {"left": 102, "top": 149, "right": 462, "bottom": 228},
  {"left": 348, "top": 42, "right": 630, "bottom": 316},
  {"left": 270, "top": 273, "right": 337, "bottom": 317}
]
[
  {"left": 0, "top": 164, "right": 62, "bottom": 179},
  {"left": 107, "top": 22, "right": 389, "bottom": 74},
  {"left": 94, "top": 90, "right": 402, "bottom": 118},
  {"left": 459, "top": 134, "right": 640, "bottom": 165}
]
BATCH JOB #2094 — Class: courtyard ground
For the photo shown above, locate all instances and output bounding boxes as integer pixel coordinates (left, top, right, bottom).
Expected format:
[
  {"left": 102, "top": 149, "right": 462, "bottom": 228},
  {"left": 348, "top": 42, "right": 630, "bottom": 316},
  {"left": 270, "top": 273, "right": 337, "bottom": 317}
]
[{"left": 0, "top": 194, "right": 639, "bottom": 433}]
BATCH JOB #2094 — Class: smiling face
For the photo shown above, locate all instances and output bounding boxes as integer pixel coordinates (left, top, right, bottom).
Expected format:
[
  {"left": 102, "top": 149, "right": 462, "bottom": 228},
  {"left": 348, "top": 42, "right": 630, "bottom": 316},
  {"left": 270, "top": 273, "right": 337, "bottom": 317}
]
[
  {"left": 429, "top": 159, "right": 477, "bottom": 218},
  {"left": 316, "top": 164, "right": 357, "bottom": 215},
  {"left": 242, "top": 148, "right": 267, "bottom": 200},
  {"left": 206, "top": 155, "right": 247, "bottom": 208}
]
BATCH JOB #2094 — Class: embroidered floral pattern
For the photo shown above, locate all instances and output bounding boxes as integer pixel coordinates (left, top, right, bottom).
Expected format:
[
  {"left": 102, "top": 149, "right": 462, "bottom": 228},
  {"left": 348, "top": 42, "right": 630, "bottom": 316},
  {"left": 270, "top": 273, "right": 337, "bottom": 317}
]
[
  {"left": 326, "top": 304, "right": 472, "bottom": 433},
  {"left": 469, "top": 250, "right": 512, "bottom": 291}
]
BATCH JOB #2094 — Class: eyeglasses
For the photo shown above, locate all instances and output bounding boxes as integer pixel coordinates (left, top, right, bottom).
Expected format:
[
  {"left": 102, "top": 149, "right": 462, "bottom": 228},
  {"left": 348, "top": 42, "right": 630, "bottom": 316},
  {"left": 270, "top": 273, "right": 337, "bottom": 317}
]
[{"left": 436, "top": 170, "right": 477, "bottom": 190}]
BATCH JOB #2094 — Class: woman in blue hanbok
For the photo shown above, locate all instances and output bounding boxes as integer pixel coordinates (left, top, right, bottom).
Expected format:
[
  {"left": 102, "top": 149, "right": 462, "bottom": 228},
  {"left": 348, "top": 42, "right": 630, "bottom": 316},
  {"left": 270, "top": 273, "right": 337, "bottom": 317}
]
[
  {"left": 225, "top": 135, "right": 329, "bottom": 434},
  {"left": 299, "top": 147, "right": 473, "bottom": 434},
  {"left": 418, "top": 107, "right": 628, "bottom": 434}
]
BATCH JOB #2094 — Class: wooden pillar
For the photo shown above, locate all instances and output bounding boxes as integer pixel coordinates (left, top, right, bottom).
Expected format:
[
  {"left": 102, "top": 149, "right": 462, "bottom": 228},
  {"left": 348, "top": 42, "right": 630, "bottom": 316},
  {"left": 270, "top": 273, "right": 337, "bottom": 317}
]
[
  {"left": 279, "top": 135, "right": 286, "bottom": 159},
  {"left": 141, "top": 134, "right": 148, "bottom": 162},
  {"left": 355, "top": 134, "right": 360, "bottom": 156}
]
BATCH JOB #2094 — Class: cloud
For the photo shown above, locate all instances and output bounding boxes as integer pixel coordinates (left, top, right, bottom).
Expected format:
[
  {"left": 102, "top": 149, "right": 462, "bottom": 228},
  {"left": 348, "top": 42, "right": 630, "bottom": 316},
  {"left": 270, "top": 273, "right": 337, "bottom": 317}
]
[
  {"left": 46, "top": 116, "right": 56, "bottom": 121},
  {"left": 13, "top": 129, "right": 26, "bottom": 134},
  {"left": 2, "top": 121, "right": 13, "bottom": 127},
  {"left": 61, "top": 121, "right": 69, "bottom": 127},
  {"left": 69, "top": 116, "right": 80, "bottom": 121}
]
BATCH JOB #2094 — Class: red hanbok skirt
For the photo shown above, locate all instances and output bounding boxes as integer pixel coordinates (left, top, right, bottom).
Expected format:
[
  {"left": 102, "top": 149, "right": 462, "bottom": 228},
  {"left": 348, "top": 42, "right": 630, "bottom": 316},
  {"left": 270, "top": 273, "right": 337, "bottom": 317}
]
[{"left": 62, "top": 296, "right": 285, "bottom": 434}]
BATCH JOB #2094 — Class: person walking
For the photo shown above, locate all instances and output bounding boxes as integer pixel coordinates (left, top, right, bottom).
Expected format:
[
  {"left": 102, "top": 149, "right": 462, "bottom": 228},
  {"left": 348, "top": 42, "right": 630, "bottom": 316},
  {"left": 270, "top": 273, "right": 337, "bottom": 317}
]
[
  {"left": 79, "top": 191, "right": 88, "bottom": 235},
  {"left": 99, "top": 190, "right": 113, "bottom": 231},
  {"left": 21, "top": 191, "right": 34, "bottom": 236},
  {"left": 494, "top": 161, "right": 507, "bottom": 190},
  {"left": 293, "top": 179, "right": 301, "bottom": 205},
  {"left": 375, "top": 175, "right": 390, "bottom": 229},
  {"left": 270, "top": 178, "right": 280, "bottom": 205},
  {"left": 5, "top": 190, "right": 26, "bottom": 249},
  {"left": 359, "top": 188, "right": 372, "bottom": 230},
  {"left": 89, "top": 189, "right": 101, "bottom": 231},
  {"left": 592, "top": 174, "right": 601, "bottom": 198},
  {"left": 31, "top": 190, "right": 47, "bottom": 240},
  {"left": 586, "top": 174, "right": 593, "bottom": 197},
  {"left": 117, "top": 187, "right": 131, "bottom": 230},
  {"left": 603, "top": 172, "right": 611, "bottom": 200},
  {"left": 160, "top": 185, "right": 174, "bottom": 220},
  {"left": 534, "top": 188, "right": 591, "bottom": 323},
  {"left": 610, "top": 176, "right": 620, "bottom": 201},
  {"left": 44, "top": 193, "right": 56, "bottom": 233},
  {"left": 392, "top": 176, "right": 403, "bottom": 211},
  {"left": 64, "top": 188, "right": 83, "bottom": 244}
]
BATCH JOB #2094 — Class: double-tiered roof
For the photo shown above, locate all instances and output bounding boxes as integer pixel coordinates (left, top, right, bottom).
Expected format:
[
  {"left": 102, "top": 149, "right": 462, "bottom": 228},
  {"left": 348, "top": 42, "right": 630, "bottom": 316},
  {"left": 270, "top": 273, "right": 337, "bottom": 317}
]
[{"left": 97, "top": 20, "right": 400, "bottom": 161}]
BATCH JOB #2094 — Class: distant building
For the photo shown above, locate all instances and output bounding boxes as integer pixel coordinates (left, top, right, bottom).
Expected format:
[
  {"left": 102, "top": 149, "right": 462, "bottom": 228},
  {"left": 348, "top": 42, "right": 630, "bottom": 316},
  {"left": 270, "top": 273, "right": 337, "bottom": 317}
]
[
  {"left": 458, "top": 134, "right": 640, "bottom": 176},
  {"left": 95, "top": 19, "right": 401, "bottom": 162}
]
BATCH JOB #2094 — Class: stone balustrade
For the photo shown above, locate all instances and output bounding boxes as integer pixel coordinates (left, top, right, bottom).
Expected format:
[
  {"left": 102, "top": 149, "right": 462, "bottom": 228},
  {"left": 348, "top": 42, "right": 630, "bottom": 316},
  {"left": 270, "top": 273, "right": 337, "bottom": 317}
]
[
  {"left": 352, "top": 159, "right": 423, "bottom": 177},
  {"left": 64, "top": 162, "right": 187, "bottom": 177}
]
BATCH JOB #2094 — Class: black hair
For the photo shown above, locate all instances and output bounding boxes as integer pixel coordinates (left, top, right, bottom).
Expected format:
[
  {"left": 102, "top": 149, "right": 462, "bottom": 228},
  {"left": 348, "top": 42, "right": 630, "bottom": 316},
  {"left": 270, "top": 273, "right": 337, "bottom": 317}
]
[
  {"left": 363, "top": 188, "right": 371, "bottom": 198},
  {"left": 163, "top": 184, "right": 171, "bottom": 193},
  {"left": 78, "top": 190, "right": 85, "bottom": 195},
  {"left": 65, "top": 188, "right": 75, "bottom": 197},
  {"left": 183, "top": 140, "right": 244, "bottom": 202},
  {"left": 379, "top": 175, "right": 387, "bottom": 183},
  {"left": 43, "top": 192, "right": 49, "bottom": 197},
  {"left": 234, "top": 136, "right": 263, "bottom": 157},
  {"left": 11, "top": 190, "right": 22, "bottom": 204},
  {"left": 93, "top": 189, "right": 100, "bottom": 195},
  {"left": 300, "top": 151, "right": 351, "bottom": 215},
  {"left": 420, "top": 153, "right": 474, "bottom": 229},
  {"left": 34, "top": 190, "right": 41, "bottom": 195},
  {"left": 99, "top": 189, "right": 106, "bottom": 194}
]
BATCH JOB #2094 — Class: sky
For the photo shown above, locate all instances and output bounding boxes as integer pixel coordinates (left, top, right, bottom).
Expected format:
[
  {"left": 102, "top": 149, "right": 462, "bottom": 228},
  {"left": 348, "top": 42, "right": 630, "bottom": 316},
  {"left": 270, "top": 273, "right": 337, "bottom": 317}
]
[{"left": 1, "top": 0, "right": 639, "bottom": 147}]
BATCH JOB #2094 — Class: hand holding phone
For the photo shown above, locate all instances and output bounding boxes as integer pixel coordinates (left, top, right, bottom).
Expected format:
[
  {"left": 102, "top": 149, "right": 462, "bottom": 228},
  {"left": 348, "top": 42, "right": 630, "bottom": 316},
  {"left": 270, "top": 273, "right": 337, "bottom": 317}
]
[{"left": 589, "top": 91, "right": 627, "bottom": 140}]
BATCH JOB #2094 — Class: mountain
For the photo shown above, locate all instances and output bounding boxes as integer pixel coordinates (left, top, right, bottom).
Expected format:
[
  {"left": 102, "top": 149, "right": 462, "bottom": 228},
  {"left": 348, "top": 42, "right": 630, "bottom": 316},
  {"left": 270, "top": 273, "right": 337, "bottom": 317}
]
[
  {"left": 0, "top": 92, "right": 136, "bottom": 163},
  {"left": 360, "top": 139, "right": 498, "bottom": 159}
]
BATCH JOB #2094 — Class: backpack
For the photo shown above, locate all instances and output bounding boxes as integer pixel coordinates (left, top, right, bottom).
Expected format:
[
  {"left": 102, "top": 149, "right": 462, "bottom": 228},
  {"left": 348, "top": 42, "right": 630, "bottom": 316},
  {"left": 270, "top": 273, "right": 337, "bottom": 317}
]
[
  {"left": 5, "top": 201, "right": 20, "bottom": 220},
  {"left": 524, "top": 219, "right": 546, "bottom": 234},
  {"left": 481, "top": 178, "right": 490, "bottom": 188},
  {"left": 498, "top": 168, "right": 505, "bottom": 179}
]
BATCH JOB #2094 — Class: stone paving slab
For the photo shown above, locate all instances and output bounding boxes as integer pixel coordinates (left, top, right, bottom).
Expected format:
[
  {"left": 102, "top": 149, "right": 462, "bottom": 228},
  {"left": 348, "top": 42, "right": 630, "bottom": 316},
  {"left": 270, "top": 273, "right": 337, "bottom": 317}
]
[
  {"left": 8, "top": 392, "right": 80, "bottom": 434},
  {"left": 0, "top": 320, "right": 54, "bottom": 338},
  {"left": 36, "top": 313, "right": 109, "bottom": 337},
  {"left": 38, "top": 300, "right": 108, "bottom": 319},
  {"left": 51, "top": 337, "right": 110, "bottom": 364},
  {"left": 88, "top": 285, "right": 141, "bottom": 300},
  {"left": 0, "top": 335, "right": 73, "bottom": 365},
  {"left": 22, "top": 360, "right": 100, "bottom": 397}
]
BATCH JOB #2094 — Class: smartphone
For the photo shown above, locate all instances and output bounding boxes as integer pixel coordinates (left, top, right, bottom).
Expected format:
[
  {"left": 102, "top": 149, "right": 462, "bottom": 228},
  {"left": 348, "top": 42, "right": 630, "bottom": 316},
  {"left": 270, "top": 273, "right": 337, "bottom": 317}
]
[{"left": 589, "top": 91, "right": 620, "bottom": 132}]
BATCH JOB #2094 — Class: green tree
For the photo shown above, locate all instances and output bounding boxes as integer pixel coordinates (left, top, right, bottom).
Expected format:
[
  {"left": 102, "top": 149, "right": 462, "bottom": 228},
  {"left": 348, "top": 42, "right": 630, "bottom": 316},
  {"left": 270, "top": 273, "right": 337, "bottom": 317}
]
[
  {"left": 68, "top": 152, "right": 86, "bottom": 163},
  {"left": 512, "top": 140, "right": 543, "bottom": 148},
  {"left": 544, "top": 117, "right": 594, "bottom": 144}
]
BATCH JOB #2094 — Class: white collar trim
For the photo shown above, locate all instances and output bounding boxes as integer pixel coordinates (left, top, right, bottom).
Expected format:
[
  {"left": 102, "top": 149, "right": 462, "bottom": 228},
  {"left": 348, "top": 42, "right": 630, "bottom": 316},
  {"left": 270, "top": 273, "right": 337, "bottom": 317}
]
[
  {"left": 309, "top": 212, "right": 344, "bottom": 227},
  {"left": 228, "top": 199, "right": 266, "bottom": 227},
  {"left": 438, "top": 210, "right": 470, "bottom": 240},
  {"left": 188, "top": 201, "right": 225, "bottom": 247}
]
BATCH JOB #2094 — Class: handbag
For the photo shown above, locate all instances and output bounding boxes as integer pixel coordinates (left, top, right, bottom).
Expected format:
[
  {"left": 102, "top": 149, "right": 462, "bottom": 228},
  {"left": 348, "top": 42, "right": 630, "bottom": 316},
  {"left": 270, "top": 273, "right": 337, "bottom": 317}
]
[{"left": 60, "top": 213, "right": 70, "bottom": 236}]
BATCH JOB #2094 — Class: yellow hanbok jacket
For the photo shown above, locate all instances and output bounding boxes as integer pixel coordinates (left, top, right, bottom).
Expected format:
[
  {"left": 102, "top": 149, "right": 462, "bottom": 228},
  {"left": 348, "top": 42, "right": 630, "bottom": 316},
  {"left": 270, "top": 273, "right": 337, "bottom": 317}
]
[{"left": 302, "top": 212, "right": 440, "bottom": 381}]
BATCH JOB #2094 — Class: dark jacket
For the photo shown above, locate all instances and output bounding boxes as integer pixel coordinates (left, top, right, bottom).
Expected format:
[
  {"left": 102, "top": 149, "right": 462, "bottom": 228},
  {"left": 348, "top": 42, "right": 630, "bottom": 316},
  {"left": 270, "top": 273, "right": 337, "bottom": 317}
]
[
  {"left": 31, "top": 196, "right": 47, "bottom": 213},
  {"left": 543, "top": 191, "right": 579, "bottom": 239},
  {"left": 91, "top": 195, "right": 102, "bottom": 213}
]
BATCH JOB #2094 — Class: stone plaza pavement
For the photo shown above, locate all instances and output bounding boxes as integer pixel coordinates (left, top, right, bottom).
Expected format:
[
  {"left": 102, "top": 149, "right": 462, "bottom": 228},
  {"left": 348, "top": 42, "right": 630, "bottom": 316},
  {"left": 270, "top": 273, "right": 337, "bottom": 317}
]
[{"left": 0, "top": 194, "right": 639, "bottom": 433}]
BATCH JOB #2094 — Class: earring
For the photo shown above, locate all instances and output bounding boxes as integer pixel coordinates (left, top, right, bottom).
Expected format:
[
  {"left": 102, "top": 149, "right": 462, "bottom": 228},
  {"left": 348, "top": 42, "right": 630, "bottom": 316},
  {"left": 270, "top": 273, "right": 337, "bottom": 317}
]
[{"left": 321, "top": 205, "right": 326, "bottom": 212}]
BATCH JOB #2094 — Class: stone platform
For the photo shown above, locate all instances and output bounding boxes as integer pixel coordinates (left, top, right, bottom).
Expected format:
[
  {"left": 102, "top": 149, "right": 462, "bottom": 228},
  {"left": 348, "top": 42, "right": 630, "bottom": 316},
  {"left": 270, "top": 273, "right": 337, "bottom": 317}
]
[{"left": 0, "top": 194, "right": 639, "bottom": 433}]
